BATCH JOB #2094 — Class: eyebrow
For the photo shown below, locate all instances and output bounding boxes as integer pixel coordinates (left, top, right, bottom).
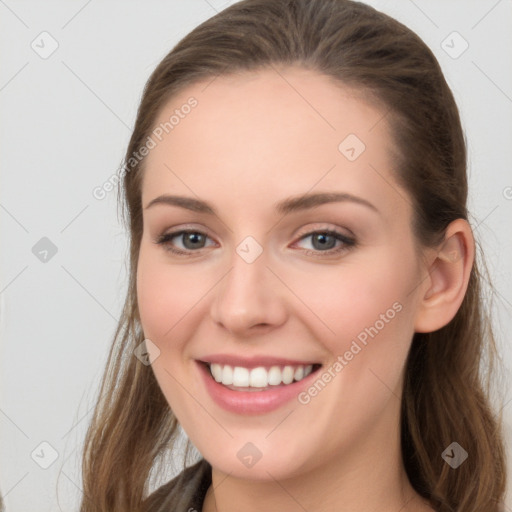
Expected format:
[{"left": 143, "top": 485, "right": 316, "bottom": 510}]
[{"left": 144, "top": 191, "right": 379, "bottom": 215}]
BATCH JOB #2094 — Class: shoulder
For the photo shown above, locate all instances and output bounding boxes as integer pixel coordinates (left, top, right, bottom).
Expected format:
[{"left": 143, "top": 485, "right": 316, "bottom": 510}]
[{"left": 143, "top": 458, "right": 212, "bottom": 512}]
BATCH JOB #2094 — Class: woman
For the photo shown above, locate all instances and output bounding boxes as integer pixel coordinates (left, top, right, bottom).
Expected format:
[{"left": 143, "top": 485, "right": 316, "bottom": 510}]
[{"left": 79, "top": 1, "right": 508, "bottom": 510}]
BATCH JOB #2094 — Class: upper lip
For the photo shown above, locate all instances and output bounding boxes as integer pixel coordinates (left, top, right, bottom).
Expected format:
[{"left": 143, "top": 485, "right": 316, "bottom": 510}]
[{"left": 198, "top": 354, "right": 321, "bottom": 369}]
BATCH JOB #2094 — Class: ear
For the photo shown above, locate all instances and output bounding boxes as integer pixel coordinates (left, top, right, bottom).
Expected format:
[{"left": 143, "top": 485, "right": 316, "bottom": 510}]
[{"left": 414, "top": 218, "right": 475, "bottom": 333}]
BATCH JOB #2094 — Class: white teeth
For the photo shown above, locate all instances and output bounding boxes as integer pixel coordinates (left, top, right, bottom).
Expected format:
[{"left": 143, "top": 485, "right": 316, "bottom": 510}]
[
  {"left": 249, "top": 367, "right": 267, "bottom": 387},
  {"left": 211, "top": 363, "right": 223, "bottom": 383},
  {"left": 282, "top": 365, "right": 294, "bottom": 385},
  {"left": 232, "top": 366, "right": 250, "bottom": 387},
  {"left": 268, "top": 366, "right": 282, "bottom": 385},
  {"left": 221, "top": 364, "right": 233, "bottom": 385},
  {"left": 208, "top": 363, "right": 317, "bottom": 389}
]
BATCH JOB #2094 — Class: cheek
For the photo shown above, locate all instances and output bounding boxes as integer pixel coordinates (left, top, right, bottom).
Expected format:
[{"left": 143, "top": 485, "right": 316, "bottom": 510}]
[
  {"left": 285, "top": 262, "right": 416, "bottom": 456},
  {"left": 136, "top": 247, "right": 209, "bottom": 343},
  {"left": 136, "top": 258, "right": 171, "bottom": 341},
  {"left": 325, "top": 256, "right": 416, "bottom": 381},
  {"left": 293, "top": 256, "right": 414, "bottom": 345},
  {"left": 136, "top": 248, "right": 207, "bottom": 417},
  {"left": 293, "top": 250, "right": 418, "bottom": 402}
]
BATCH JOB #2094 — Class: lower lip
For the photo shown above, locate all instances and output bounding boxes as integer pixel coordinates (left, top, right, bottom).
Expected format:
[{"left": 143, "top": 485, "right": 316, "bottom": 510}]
[{"left": 196, "top": 361, "right": 320, "bottom": 415}]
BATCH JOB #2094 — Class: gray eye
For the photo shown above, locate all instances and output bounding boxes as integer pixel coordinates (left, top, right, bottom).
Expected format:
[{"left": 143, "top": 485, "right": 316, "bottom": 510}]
[
  {"left": 180, "top": 232, "right": 207, "bottom": 249},
  {"left": 310, "top": 233, "right": 337, "bottom": 250}
]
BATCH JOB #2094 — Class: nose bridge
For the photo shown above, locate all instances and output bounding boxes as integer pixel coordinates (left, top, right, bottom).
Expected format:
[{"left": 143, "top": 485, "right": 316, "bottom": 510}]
[{"left": 210, "top": 236, "right": 286, "bottom": 334}]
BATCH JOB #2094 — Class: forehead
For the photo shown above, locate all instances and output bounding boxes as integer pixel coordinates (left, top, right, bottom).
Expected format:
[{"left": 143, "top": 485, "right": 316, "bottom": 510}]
[{"left": 141, "top": 66, "right": 407, "bottom": 220}]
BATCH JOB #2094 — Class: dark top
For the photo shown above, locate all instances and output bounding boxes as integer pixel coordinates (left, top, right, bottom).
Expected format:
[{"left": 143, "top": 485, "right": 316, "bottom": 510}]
[{"left": 143, "top": 458, "right": 212, "bottom": 512}]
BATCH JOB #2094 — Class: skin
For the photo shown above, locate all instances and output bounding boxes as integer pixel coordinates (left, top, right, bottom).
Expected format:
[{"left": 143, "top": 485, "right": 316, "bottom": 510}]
[{"left": 136, "top": 66, "right": 473, "bottom": 511}]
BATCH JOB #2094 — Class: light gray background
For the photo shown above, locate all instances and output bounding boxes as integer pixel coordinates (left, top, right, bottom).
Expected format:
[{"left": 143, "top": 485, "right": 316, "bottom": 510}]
[{"left": 1, "top": 1, "right": 511, "bottom": 510}]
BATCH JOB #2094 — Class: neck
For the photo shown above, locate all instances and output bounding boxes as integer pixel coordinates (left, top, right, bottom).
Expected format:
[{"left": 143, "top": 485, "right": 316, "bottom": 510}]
[{"left": 202, "top": 408, "right": 433, "bottom": 512}]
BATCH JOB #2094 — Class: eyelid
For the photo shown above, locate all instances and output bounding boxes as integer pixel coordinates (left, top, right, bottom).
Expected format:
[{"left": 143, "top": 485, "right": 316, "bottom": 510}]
[
  {"left": 155, "top": 223, "right": 216, "bottom": 241},
  {"left": 293, "top": 222, "right": 355, "bottom": 240}
]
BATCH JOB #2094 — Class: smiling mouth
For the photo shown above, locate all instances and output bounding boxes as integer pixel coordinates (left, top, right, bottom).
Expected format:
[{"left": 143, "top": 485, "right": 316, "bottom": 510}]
[{"left": 200, "top": 361, "right": 323, "bottom": 391}]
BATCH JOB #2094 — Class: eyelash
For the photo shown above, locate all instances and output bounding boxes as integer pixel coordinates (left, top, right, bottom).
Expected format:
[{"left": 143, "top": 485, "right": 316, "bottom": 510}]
[{"left": 154, "top": 227, "right": 356, "bottom": 258}]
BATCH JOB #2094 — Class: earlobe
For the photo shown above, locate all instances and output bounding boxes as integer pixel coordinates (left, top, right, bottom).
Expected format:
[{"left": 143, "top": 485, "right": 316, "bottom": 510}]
[{"left": 414, "top": 219, "right": 475, "bottom": 333}]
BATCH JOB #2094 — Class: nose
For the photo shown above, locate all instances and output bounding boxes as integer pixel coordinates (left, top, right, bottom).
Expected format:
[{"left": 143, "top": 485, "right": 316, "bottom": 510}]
[{"left": 209, "top": 246, "right": 288, "bottom": 337}]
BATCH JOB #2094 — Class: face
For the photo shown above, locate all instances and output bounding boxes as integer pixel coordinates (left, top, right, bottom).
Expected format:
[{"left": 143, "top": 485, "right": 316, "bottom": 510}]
[{"left": 136, "top": 67, "right": 426, "bottom": 481}]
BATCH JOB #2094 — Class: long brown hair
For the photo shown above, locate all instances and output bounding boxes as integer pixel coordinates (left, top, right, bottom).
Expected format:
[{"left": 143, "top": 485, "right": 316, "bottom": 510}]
[{"left": 79, "top": 1, "right": 508, "bottom": 510}]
